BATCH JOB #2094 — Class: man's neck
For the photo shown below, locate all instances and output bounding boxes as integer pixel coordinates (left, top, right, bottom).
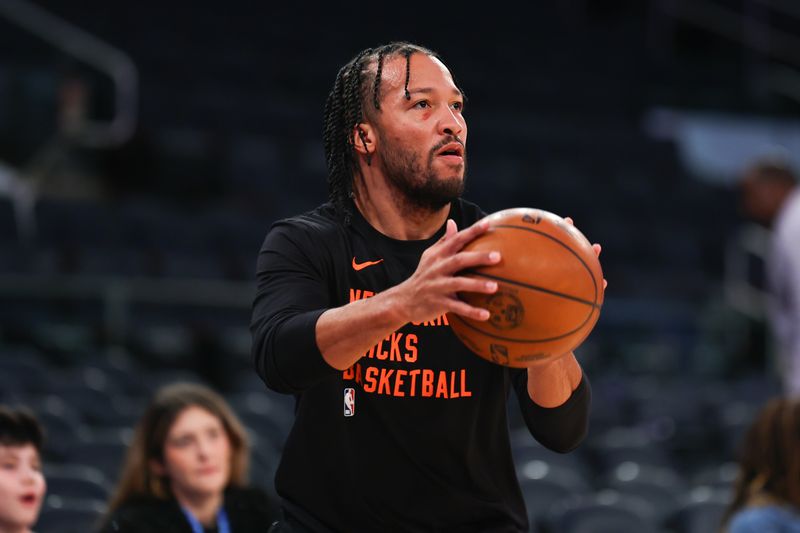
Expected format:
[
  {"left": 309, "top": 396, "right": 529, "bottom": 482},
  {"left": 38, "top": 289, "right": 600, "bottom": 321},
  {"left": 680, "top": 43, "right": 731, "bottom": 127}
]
[
  {"left": 174, "top": 489, "right": 223, "bottom": 528},
  {"left": 353, "top": 173, "right": 450, "bottom": 241}
]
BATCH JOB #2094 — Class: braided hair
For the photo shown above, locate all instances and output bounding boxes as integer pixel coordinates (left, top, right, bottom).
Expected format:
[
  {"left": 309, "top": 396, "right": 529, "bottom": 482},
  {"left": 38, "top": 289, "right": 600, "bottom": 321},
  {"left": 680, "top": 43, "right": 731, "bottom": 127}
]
[{"left": 323, "top": 42, "right": 462, "bottom": 223}]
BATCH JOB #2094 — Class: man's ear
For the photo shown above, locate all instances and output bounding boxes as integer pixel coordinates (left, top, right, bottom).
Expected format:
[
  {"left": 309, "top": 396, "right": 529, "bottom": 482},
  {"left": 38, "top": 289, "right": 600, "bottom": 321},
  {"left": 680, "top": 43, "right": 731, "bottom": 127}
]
[{"left": 352, "top": 123, "right": 374, "bottom": 156}]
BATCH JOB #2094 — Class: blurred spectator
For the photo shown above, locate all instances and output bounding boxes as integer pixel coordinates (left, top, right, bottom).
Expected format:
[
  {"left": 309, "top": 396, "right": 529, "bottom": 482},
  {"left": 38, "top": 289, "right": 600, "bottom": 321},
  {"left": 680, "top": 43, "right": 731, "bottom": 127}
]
[
  {"left": 720, "top": 397, "right": 800, "bottom": 532},
  {"left": 27, "top": 70, "right": 106, "bottom": 201},
  {"left": 99, "top": 382, "right": 275, "bottom": 533},
  {"left": 0, "top": 406, "right": 47, "bottom": 533},
  {"left": 740, "top": 157, "right": 800, "bottom": 397}
]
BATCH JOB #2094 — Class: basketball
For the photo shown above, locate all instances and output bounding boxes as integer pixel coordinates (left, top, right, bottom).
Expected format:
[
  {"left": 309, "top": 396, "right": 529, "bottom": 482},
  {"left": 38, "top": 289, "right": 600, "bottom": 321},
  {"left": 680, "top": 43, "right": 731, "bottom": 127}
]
[{"left": 448, "top": 208, "right": 604, "bottom": 368}]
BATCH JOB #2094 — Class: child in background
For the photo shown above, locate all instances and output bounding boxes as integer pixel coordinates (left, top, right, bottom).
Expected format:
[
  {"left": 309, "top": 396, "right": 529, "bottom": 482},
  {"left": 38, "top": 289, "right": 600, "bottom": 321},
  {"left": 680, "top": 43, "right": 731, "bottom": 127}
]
[{"left": 0, "top": 406, "right": 46, "bottom": 533}]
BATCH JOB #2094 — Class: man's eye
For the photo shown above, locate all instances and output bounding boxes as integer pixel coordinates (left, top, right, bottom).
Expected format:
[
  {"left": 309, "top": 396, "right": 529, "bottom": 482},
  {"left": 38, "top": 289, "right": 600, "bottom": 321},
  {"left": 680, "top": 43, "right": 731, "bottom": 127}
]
[
  {"left": 452, "top": 101, "right": 464, "bottom": 111},
  {"left": 414, "top": 100, "right": 430, "bottom": 109}
]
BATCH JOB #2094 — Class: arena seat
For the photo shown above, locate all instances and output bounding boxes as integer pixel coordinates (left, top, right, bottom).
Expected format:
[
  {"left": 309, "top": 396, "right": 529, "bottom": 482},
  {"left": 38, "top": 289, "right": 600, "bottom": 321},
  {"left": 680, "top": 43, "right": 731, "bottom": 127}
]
[
  {"left": 544, "top": 490, "right": 659, "bottom": 533},
  {"left": 36, "top": 496, "right": 106, "bottom": 533},
  {"left": 43, "top": 464, "right": 112, "bottom": 501}
]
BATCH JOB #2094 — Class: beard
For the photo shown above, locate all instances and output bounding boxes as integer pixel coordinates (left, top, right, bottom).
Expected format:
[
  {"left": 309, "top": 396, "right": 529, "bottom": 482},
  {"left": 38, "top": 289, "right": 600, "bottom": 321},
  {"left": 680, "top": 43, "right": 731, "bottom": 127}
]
[{"left": 379, "top": 137, "right": 466, "bottom": 213}]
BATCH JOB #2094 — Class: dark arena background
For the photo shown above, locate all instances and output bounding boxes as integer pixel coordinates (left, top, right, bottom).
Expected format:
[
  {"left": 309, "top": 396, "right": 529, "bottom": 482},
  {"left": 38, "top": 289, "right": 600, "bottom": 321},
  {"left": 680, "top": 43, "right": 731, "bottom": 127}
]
[{"left": 1, "top": 1, "right": 799, "bottom": 531}]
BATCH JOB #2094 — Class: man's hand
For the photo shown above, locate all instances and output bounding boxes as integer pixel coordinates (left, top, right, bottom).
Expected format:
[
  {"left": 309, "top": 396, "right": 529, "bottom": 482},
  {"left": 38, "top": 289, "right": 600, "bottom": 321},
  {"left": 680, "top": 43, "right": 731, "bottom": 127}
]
[
  {"left": 317, "top": 218, "right": 500, "bottom": 370},
  {"left": 389, "top": 218, "right": 501, "bottom": 325}
]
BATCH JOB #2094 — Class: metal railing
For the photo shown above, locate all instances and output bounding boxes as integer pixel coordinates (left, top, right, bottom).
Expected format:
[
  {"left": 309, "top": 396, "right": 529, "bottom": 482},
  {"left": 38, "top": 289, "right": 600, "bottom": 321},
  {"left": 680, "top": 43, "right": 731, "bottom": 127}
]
[
  {"left": 0, "top": 273, "right": 256, "bottom": 345},
  {"left": 0, "top": 0, "right": 138, "bottom": 147}
]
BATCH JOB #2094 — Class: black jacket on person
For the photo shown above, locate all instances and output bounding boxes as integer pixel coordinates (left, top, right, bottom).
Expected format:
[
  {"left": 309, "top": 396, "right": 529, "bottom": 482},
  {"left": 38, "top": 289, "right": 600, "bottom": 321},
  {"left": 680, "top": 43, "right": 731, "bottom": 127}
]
[{"left": 99, "top": 486, "right": 275, "bottom": 533}]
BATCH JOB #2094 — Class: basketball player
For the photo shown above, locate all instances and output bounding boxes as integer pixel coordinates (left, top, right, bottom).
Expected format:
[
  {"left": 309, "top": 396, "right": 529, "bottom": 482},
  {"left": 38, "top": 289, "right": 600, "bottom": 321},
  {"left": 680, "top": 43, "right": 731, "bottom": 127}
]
[{"left": 251, "top": 42, "right": 602, "bottom": 532}]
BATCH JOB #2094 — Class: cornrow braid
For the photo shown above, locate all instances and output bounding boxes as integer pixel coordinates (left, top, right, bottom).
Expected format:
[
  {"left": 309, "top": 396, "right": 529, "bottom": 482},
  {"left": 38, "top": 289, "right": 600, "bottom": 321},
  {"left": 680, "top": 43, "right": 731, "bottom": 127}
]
[
  {"left": 372, "top": 51, "right": 386, "bottom": 111},
  {"left": 403, "top": 49, "right": 413, "bottom": 100},
  {"left": 322, "top": 42, "right": 453, "bottom": 222}
]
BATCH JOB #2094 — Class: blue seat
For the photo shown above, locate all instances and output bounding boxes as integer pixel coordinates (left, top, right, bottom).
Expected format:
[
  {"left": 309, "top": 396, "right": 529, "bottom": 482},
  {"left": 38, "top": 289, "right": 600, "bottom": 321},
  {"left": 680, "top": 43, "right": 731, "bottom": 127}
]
[
  {"left": 247, "top": 432, "right": 280, "bottom": 493},
  {"left": 664, "top": 487, "right": 732, "bottom": 533},
  {"left": 691, "top": 462, "right": 738, "bottom": 492},
  {"left": 510, "top": 427, "right": 592, "bottom": 478},
  {"left": 20, "top": 395, "right": 90, "bottom": 461},
  {"left": 66, "top": 428, "right": 132, "bottom": 483},
  {"left": 518, "top": 461, "right": 592, "bottom": 531},
  {"left": 546, "top": 490, "right": 659, "bottom": 533},
  {"left": 34, "top": 198, "right": 121, "bottom": 248},
  {"left": 35, "top": 496, "right": 106, "bottom": 533},
  {"left": 228, "top": 391, "right": 294, "bottom": 450},
  {"left": 43, "top": 464, "right": 111, "bottom": 501},
  {"left": 586, "top": 425, "right": 674, "bottom": 473},
  {"left": 0, "top": 347, "right": 52, "bottom": 394},
  {"left": 602, "top": 461, "right": 685, "bottom": 523},
  {"left": 45, "top": 368, "right": 143, "bottom": 429},
  {"left": 80, "top": 350, "right": 153, "bottom": 398}
]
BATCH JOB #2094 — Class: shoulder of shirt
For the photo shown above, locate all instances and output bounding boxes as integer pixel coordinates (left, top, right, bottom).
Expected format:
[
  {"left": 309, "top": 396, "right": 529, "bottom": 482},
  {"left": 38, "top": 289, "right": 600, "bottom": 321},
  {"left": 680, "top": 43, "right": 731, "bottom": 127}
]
[
  {"left": 102, "top": 496, "right": 180, "bottom": 529},
  {"left": 223, "top": 486, "right": 276, "bottom": 524},
  {"left": 729, "top": 504, "right": 800, "bottom": 530},
  {"left": 778, "top": 189, "right": 800, "bottom": 228},
  {"left": 112, "top": 495, "right": 175, "bottom": 513},
  {"left": 268, "top": 202, "right": 342, "bottom": 238},
  {"left": 454, "top": 197, "right": 489, "bottom": 223},
  {"left": 223, "top": 485, "right": 272, "bottom": 507}
]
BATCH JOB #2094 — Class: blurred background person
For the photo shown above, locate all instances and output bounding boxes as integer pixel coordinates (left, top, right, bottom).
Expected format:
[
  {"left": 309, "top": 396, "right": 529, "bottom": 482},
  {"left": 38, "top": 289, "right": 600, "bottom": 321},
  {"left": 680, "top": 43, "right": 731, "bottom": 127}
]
[
  {"left": 99, "top": 382, "right": 274, "bottom": 533},
  {"left": 720, "top": 396, "right": 800, "bottom": 532},
  {"left": 739, "top": 157, "right": 800, "bottom": 396},
  {"left": 0, "top": 406, "right": 46, "bottom": 533}
]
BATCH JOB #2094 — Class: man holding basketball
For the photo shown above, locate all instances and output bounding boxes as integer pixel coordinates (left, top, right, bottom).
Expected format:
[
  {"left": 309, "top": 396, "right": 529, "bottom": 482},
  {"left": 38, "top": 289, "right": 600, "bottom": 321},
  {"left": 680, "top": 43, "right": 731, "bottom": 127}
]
[{"left": 251, "top": 42, "right": 600, "bottom": 532}]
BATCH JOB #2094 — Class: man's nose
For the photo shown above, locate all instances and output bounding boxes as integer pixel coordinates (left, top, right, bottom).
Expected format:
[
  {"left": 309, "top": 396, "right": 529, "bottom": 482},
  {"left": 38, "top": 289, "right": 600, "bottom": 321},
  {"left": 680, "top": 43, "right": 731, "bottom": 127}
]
[{"left": 438, "top": 108, "right": 464, "bottom": 137}]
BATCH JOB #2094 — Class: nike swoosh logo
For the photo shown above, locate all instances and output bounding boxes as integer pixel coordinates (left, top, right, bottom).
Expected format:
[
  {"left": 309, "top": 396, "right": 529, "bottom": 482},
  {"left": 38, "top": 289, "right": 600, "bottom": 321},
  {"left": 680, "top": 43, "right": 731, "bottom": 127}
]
[{"left": 352, "top": 257, "right": 384, "bottom": 271}]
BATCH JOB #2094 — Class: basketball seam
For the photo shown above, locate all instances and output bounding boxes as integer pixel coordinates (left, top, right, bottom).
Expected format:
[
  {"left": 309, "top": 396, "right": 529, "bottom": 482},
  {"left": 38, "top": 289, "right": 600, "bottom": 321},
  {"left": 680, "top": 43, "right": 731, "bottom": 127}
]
[
  {"left": 491, "top": 223, "right": 600, "bottom": 304},
  {"left": 464, "top": 270, "right": 601, "bottom": 309},
  {"left": 450, "top": 308, "right": 599, "bottom": 344}
]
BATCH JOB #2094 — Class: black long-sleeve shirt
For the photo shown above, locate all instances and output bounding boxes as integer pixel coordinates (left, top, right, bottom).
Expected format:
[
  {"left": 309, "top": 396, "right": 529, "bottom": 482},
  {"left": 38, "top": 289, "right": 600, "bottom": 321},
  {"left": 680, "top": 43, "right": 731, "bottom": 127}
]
[{"left": 250, "top": 198, "right": 591, "bottom": 532}]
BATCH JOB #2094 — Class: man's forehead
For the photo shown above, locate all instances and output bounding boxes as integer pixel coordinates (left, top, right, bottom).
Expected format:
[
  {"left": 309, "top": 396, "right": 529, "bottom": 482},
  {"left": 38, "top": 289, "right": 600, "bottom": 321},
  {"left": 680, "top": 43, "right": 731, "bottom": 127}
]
[{"left": 377, "top": 53, "right": 456, "bottom": 93}]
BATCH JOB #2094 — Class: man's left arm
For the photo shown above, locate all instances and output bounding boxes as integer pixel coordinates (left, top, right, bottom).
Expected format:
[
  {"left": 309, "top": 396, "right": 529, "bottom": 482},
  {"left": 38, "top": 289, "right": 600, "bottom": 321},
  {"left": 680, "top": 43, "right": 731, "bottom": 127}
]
[
  {"left": 511, "top": 356, "right": 590, "bottom": 453},
  {"left": 511, "top": 218, "right": 599, "bottom": 452}
]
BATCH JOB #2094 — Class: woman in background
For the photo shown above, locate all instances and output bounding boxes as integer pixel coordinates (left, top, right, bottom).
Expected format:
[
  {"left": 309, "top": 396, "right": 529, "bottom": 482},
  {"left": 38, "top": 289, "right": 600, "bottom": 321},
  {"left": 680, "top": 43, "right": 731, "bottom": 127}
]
[
  {"left": 100, "top": 382, "right": 274, "bottom": 533},
  {"left": 721, "top": 396, "right": 800, "bottom": 532}
]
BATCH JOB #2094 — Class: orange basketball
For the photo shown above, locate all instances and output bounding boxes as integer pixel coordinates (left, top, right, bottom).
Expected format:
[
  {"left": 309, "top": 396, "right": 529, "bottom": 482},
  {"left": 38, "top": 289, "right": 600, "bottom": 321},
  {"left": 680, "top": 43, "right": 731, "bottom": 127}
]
[{"left": 448, "top": 208, "right": 604, "bottom": 368}]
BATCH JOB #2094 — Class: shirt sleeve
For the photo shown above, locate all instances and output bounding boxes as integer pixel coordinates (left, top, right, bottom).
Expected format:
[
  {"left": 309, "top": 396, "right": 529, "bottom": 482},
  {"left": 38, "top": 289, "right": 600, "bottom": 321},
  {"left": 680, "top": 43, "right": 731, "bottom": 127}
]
[
  {"left": 768, "top": 204, "right": 800, "bottom": 396},
  {"left": 510, "top": 369, "right": 591, "bottom": 453},
  {"left": 727, "top": 508, "right": 779, "bottom": 533},
  {"left": 250, "top": 222, "right": 340, "bottom": 394}
]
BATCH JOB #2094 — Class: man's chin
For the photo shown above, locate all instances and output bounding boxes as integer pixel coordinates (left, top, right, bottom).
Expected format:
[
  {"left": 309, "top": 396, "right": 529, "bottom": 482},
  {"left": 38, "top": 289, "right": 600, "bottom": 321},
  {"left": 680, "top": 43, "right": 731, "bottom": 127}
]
[{"left": 411, "top": 178, "right": 464, "bottom": 210}]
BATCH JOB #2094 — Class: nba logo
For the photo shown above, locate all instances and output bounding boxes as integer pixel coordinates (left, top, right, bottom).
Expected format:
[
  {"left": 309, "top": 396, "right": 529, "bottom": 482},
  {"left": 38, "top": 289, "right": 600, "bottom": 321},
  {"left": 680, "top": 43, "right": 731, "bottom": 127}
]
[{"left": 343, "top": 388, "right": 355, "bottom": 417}]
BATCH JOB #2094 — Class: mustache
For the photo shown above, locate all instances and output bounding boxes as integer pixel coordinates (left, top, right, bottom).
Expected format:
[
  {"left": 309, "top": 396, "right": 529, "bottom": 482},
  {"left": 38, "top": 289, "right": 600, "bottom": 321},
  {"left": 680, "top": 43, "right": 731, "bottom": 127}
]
[{"left": 429, "top": 136, "right": 466, "bottom": 157}]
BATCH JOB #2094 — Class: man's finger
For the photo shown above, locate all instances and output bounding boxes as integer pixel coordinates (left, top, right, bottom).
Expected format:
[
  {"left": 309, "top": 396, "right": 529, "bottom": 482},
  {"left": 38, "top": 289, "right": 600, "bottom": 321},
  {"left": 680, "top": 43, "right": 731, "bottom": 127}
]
[{"left": 441, "top": 219, "right": 458, "bottom": 241}]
